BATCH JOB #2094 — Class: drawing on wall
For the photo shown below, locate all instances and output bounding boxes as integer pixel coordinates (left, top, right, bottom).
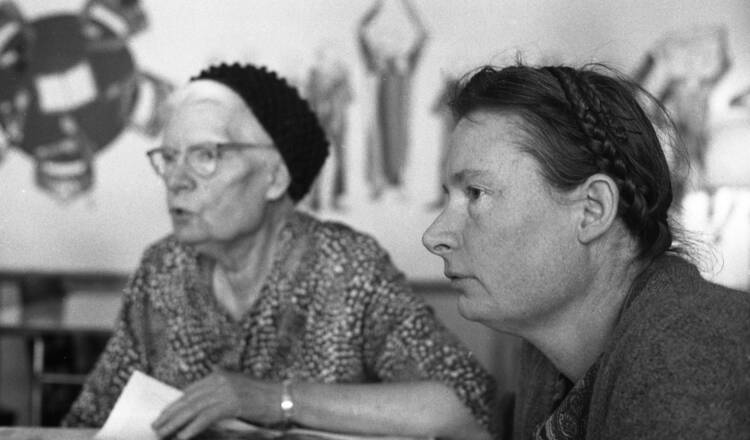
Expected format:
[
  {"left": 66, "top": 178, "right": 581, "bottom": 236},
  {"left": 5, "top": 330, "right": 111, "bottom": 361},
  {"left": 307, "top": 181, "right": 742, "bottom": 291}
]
[
  {"left": 730, "top": 86, "right": 750, "bottom": 108},
  {"left": 303, "top": 46, "right": 353, "bottom": 212},
  {"left": 358, "top": 0, "right": 428, "bottom": 200},
  {"left": 428, "top": 76, "right": 458, "bottom": 210},
  {"left": 704, "top": 79, "right": 750, "bottom": 195},
  {"left": 634, "top": 25, "right": 730, "bottom": 206},
  {"left": 0, "top": 0, "right": 172, "bottom": 201}
]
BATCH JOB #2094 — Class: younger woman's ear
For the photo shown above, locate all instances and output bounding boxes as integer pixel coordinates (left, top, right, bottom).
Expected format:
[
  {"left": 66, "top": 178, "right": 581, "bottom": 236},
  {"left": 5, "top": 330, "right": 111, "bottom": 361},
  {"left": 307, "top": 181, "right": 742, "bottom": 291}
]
[
  {"left": 265, "top": 155, "right": 291, "bottom": 201},
  {"left": 577, "top": 173, "right": 619, "bottom": 244}
]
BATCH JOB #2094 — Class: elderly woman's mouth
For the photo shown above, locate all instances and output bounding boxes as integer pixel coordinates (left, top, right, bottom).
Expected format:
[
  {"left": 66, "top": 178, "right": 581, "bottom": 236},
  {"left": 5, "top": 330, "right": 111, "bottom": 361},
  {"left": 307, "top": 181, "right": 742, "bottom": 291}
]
[{"left": 169, "top": 207, "right": 194, "bottom": 221}]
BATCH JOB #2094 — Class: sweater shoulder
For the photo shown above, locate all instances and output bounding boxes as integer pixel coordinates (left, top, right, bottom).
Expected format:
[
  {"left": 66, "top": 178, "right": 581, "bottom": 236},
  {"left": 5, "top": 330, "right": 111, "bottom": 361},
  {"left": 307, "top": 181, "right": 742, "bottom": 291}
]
[
  {"left": 620, "top": 256, "right": 750, "bottom": 341},
  {"left": 296, "top": 213, "right": 395, "bottom": 271},
  {"left": 592, "top": 257, "right": 750, "bottom": 437}
]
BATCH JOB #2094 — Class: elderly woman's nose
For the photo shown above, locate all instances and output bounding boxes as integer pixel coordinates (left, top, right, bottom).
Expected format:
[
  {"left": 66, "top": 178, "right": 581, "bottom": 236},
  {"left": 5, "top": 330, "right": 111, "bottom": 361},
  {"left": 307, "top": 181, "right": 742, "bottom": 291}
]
[
  {"left": 165, "top": 161, "right": 195, "bottom": 193},
  {"left": 422, "top": 211, "right": 458, "bottom": 256}
]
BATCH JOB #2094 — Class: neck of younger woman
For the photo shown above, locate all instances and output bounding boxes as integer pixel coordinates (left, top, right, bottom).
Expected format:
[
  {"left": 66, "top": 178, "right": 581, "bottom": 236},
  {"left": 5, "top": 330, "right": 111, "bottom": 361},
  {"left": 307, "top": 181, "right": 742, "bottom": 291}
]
[{"left": 525, "top": 238, "right": 649, "bottom": 382}]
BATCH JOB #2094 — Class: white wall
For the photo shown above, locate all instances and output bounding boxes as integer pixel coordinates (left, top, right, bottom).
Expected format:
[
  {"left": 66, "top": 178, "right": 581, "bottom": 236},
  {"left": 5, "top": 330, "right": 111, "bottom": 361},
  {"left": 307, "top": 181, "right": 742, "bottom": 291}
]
[{"left": 1, "top": 0, "right": 749, "bottom": 284}]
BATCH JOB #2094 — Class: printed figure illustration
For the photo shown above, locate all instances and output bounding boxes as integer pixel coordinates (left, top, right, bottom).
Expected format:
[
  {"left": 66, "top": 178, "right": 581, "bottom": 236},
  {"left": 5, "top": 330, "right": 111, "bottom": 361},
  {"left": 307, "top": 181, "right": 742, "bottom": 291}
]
[
  {"left": 730, "top": 86, "right": 750, "bottom": 109},
  {"left": 358, "top": 0, "right": 428, "bottom": 199},
  {"left": 0, "top": 0, "right": 171, "bottom": 200},
  {"left": 634, "top": 26, "right": 730, "bottom": 206},
  {"left": 304, "top": 47, "right": 353, "bottom": 211},
  {"left": 0, "top": 1, "right": 30, "bottom": 165}
]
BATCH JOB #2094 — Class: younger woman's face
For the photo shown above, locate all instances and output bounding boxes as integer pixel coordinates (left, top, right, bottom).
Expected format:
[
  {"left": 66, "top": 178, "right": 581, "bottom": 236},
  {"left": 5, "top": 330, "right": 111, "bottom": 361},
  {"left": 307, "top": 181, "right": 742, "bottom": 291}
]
[{"left": 422, "top": 110, "right": 587, "bottom": 334}]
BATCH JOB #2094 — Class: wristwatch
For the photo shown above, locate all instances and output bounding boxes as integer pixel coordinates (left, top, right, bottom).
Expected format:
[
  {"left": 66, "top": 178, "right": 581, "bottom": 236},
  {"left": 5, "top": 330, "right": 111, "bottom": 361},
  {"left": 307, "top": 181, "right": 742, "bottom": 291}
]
[{"left": 280, "top": 379, "right": 294, "bottom": 425}]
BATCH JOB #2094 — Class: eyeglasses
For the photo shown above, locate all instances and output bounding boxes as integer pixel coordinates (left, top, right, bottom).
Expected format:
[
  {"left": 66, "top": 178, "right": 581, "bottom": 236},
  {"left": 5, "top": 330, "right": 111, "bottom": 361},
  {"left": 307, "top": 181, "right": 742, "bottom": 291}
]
[{"left": 146, "top": 142, "right": 271, "bottom": 178}]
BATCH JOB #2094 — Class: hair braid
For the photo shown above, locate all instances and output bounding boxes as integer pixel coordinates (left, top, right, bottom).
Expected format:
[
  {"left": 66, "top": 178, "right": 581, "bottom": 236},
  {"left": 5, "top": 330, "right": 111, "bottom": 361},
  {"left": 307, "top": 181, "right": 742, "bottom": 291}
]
[{"left": 545, "top": 66, "right": 664, "bottom": 253}]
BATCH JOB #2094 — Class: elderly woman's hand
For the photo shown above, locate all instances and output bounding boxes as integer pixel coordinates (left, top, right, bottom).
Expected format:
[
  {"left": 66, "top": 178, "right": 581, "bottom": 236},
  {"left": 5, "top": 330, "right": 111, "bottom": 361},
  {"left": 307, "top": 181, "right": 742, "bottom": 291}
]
[{"left": 151, "top": 370, "right": 280, "bottom": 439}]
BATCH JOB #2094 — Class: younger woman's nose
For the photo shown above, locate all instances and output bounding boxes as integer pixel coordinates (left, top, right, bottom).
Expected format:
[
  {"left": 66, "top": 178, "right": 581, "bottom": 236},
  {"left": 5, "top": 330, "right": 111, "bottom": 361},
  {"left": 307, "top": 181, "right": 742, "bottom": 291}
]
[{"left": 422, "top": 211, "right": 459, "bottom": 256}]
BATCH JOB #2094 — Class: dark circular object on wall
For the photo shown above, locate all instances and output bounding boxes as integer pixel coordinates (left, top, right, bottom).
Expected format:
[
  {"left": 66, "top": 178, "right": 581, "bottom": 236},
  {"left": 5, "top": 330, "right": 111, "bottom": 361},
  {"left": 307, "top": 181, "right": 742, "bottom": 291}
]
[{"left": 19, "top": 13, "right": 138, "bottom": 154}]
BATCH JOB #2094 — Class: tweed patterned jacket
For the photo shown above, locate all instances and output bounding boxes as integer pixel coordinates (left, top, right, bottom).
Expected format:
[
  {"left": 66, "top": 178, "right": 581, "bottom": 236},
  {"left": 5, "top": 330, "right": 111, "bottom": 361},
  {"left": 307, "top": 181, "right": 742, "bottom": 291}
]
[{"left": 62, "top": 211, "right": 497, "bottom": 432}]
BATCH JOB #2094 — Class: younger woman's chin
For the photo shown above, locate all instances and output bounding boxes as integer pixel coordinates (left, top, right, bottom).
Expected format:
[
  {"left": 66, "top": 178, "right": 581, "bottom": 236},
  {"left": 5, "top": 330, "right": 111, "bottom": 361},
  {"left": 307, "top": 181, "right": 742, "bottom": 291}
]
[
  {"left": 456, "top": 295, "right": 479, "bottom": 321},
  {"left": 455, "top": 294, "right": 495, "bottom": 325}
]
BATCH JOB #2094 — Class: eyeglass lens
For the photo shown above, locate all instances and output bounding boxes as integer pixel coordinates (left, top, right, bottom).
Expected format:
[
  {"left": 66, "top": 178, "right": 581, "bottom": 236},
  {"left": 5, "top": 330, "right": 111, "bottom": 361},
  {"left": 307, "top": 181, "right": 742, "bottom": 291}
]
[{"left": 148, "top": 143, "right": 220, "bottom": 177}]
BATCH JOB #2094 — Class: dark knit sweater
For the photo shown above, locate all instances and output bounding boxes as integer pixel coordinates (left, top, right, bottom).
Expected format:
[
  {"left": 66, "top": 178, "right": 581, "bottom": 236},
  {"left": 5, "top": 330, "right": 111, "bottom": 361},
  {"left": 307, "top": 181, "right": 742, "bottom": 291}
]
[{"left": 514, "top": 255, "right": 750, "bottom": 439}]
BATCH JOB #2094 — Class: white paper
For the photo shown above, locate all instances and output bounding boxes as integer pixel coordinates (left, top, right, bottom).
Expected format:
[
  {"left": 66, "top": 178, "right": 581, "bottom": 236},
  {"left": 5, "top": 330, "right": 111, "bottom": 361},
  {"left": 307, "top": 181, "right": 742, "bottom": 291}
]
[
  {"left": 95, "top": 370, "right": 183, "bottom": 440},
  {"left": 95, "top": 371, "right": 428, "bottom": 440}
]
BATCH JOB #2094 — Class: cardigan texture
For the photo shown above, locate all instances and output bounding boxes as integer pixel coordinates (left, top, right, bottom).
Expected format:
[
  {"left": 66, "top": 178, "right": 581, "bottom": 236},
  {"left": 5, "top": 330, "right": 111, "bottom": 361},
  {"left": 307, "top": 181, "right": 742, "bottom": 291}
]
[{"left": 514, "top": 254, "right": 750, "bottom": 439}]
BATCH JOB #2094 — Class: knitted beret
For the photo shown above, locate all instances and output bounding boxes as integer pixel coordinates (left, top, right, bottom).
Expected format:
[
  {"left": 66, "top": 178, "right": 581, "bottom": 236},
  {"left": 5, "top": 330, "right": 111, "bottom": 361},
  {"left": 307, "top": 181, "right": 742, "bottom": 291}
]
[{"left": 191, "top": 63, "right": 329, "bottom": 202}]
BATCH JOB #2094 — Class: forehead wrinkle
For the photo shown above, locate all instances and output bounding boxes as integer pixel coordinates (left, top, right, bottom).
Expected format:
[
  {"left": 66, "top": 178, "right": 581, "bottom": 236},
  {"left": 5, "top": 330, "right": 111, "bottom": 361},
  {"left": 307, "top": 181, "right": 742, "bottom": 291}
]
[
  {"left": 164, "top": 83, "right": 271, "bottom": 145},
  {"left": 449, "top": 110, "right": 529, "bottom": 172},
  {"left": 451, "top": 169, "right": 494, "bottom": 185},
  {"left": 162, "top": 100, "right": 230, "bottom": 147}
]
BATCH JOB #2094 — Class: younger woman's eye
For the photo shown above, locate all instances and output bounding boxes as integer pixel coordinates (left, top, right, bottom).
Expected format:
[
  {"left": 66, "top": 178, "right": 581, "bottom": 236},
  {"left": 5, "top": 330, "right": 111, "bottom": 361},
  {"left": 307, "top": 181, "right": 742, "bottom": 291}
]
[{"left": 466, "top": 186, "right": 483, "bottom": 201}]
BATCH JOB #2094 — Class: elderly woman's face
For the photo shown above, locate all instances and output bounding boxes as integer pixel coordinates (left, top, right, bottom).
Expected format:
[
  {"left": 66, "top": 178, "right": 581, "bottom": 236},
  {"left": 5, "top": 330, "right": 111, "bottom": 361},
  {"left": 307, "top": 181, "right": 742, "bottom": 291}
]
[
  {"left": 422, "top": 111, "right": 586, "bottom": 333},
  {"left": 159, "top": 82, "right": 280, "bottom": 248}
]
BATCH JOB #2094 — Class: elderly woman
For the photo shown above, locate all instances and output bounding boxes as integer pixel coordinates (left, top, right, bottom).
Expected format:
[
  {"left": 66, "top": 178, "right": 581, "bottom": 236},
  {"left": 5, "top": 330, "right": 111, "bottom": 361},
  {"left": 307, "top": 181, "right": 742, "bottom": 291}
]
[
  {"left": 422, "top": 63, "right": 750, "bottom": 439},
  {"left": 63, "top": 63, "right": 496, "bottom": 440}
]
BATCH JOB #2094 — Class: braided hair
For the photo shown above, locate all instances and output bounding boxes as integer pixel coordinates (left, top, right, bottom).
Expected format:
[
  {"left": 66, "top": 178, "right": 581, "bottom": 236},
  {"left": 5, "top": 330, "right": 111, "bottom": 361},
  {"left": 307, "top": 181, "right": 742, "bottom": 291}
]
[
  {"left": 450, "top": 63, "right": 674, "bottom": 260},
  {"left": 192, "top": 63, "right": 329, "bottom": 202}
]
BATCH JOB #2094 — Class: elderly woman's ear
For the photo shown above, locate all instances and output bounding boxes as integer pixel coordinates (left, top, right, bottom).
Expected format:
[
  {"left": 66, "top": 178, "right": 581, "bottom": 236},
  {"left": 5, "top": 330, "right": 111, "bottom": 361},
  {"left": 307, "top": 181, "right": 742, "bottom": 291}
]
[
  {"left": 265, "top": 153, "right": 292, "bottom": 201},
  {"left": 576, "top": 173, "right": 619, "bottom": 245}
]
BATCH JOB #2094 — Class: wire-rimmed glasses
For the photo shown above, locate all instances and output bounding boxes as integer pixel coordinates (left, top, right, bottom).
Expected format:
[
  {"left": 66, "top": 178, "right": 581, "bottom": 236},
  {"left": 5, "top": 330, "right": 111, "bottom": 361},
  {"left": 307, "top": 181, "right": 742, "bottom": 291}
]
[{"left": 146, "top": 142, "right": 270, "bottom": 178}]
